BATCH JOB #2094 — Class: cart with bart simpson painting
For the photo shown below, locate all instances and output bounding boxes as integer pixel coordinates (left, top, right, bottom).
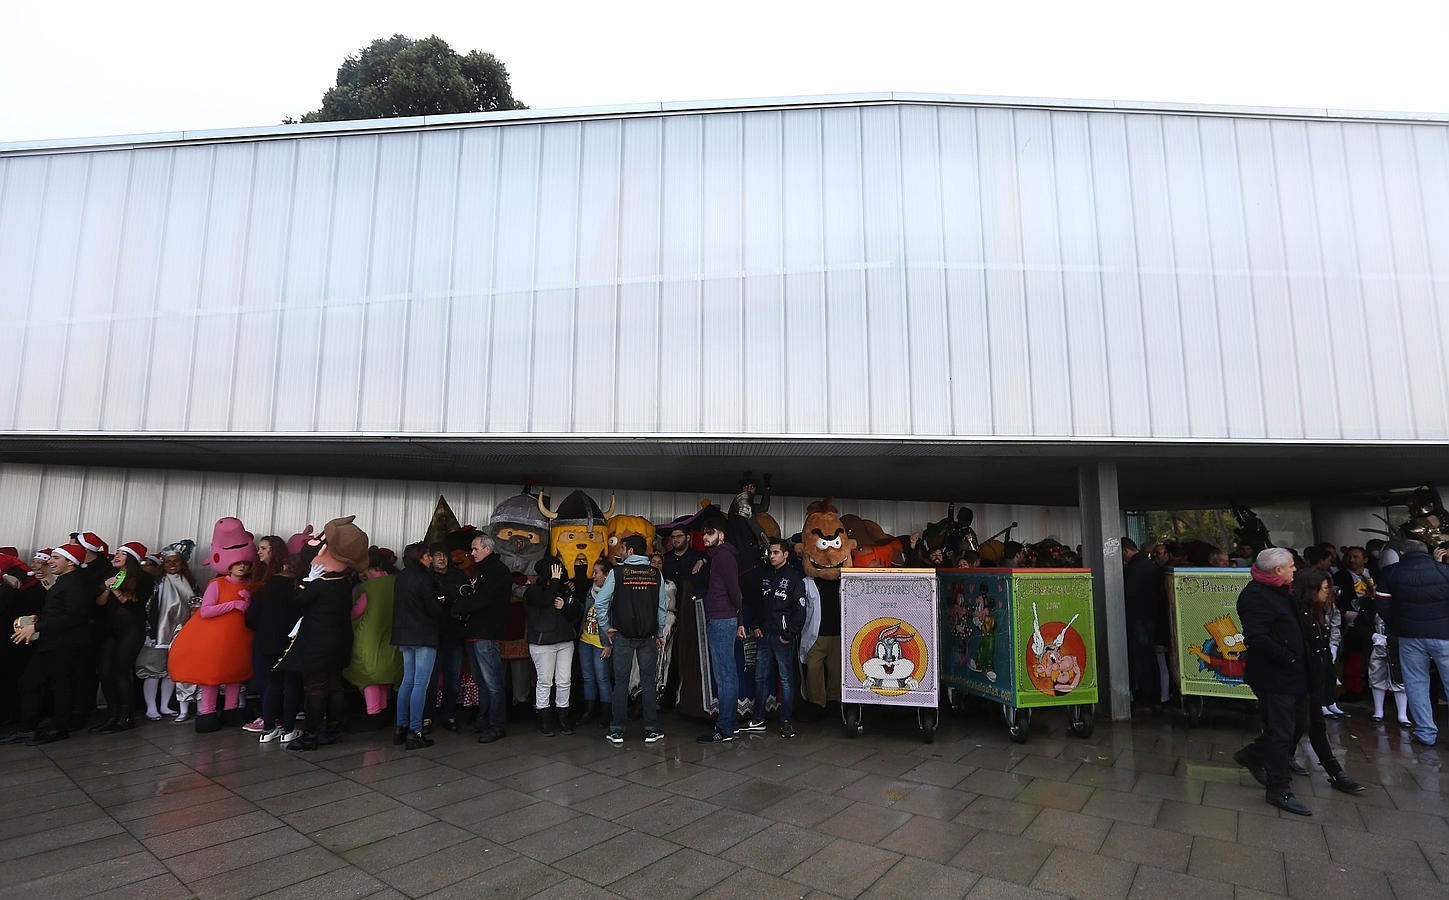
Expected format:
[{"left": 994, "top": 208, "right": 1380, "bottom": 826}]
[
  {"left": 1168, "top": 568, "right": 1254, "bottom": 723},
  {"left": 937, "top": 569, "right": 1098, "bottom": 743},
  {"left": 838, "top": 568, "right": 941, "bottom": 743}
]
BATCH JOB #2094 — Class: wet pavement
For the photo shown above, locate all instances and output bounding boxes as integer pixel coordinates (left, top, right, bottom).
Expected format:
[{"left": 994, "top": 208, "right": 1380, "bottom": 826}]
[{"left": 3, "top": 699, "right": 1448, "bottom": 898}]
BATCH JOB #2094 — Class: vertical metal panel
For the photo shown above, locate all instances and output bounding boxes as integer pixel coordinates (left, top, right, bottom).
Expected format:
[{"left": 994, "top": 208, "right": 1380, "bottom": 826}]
[
  {"left": 271, "top": 139, "right": 334, "bottom": 432},
  {"left": 820, "top": 108, "right": 869, "bottom": 434},
  {"left": 487, "top": 125, "right": 542, "bottom": 433},
  {"left": 402, "top": 130, "right": 462, "bottom": 432},
  {"left": 700, "top": 114, "right": 745, "bottom": 432},
  {"left": 616, "top": 117, "right": 664, "bottom": 433},
  {"left": 937, "top": 107, "right": 994, "bottom": 437},
  {"left": 572, "top": 120, "right": 621, "bottom": 433},
  {"left": 186, "top": 143, "right": 254, "bottom": 433},
  {"left": 1269, "top": 120, "right": 1341, "bottom": 439},
  {"left": 0, "top": 157, "right": 48, "bottom": 429},
  {"left": 1414, "top": 126, "right": 1449, "bottom": 423},
  {"left": 33, "top": 155, "right": 90, "bottom": 430},
  {"left": 1378, "top": 125, "right": 1449, "bottom": 437},
  {"left": 977, "top": 108, "right": 1032, "bottom": 436},
  {"left": 1087, "top": 114, "right": 1152, "bottom": 438},
  {"left": 74, "top": 152, "right": 133, "bottom": 431},
  {"left": 1235, "top": 119, "right": 1302, "bottom": 439},
  {"left": 741, "top": 112, "right": 786, "bottom": 433},
  {"left": 1306, "top": 125, "right": 1377, "bottom": 439},
  {"left": 1015, "top": 109, "right": 1074, "bottom": 437},
  {"left": 1049, "top": 113, "right": 1112, "bottom": 437},
  {"left": 780, "top": 110, "right": 828, "bottom": 435},
  {"left": 659, "top": 116, "right": 705, "bottom": 431},
  {"left": 898, "top": 106, "right": 950, "bottom": 436},
  {"left": 1159, "top": 116, "right": 1228, "bottom": 438},
  {"left": 230, "top": 140, "right": 296, "bottom": 432},
  {"left": 1341, "top": 123, "right": 1416, "bottom": 438},
  {"left": 1123, "top": 114, "right": 1191, "bottom": 438},
  {"left": 860, "top": 106, "right": 911, "bottom": 435},
  {"left": 315, "top": 136, "right": 378, "bottom": 431},
  {"left": 104, "top": 150, "right": 171, "bottom": 432},
  {"left": 444, "top": 128, "right": 501, "bottom": 433},
  {"left": 528, "top": 123, "right": 583, "bottom": 434},
  {"left": 357, "top": 133, "right": 420, "bottom": 433}
]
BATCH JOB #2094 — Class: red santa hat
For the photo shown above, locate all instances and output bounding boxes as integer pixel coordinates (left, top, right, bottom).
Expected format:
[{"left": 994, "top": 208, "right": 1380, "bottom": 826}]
[
  {"left": 31, "top": 548, "right": 52, "bottom": 562},
  {"left": 53, "top": 543, "right": 87, "bottom": 567},
  {"left": 118, "top": 541, "right": 149, "bottom": 563},
  {"left": 76, "top": 532, "right": 109, "bottom": 556}
]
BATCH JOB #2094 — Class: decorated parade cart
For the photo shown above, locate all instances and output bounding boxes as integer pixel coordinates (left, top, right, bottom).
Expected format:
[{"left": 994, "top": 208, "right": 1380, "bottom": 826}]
[
  {"left": 839, "top": 568, "right": 941, "bottom": 742},
  {"left": 1168, "top": 567, "right": 1254, "bottom": 723}
]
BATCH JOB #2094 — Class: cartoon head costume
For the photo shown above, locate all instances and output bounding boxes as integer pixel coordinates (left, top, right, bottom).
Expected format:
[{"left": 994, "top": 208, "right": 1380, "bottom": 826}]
[
  {"left": 538, "top": 490, "right": 614, "bottom": 573},
  {"left": 606, "top": 514, "right": 656, "bottom": 562},
  {"left": 796, "top": 498, "right": 856, "bottom": 580},
  {"left": 489, "top": 487, "right": 551, "bottom": 575},
  {"left": 842, "top": 514, "right": 905, "bottom": 568}
]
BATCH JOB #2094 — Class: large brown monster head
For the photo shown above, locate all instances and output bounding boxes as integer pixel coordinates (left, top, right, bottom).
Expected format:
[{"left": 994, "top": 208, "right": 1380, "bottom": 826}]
[{"left": 797, "top": 498, "right": 856, "bottom": 580}]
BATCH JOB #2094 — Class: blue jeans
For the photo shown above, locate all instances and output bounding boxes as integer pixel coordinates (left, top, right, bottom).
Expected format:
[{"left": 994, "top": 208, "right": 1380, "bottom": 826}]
[
  {"left": 610, "top": 637, "right": 658, "bottom": 730},
  {"left": 754, "top": 634, "right": 796, "bottom": 722},
  {"left": 707, "top": 618, "right": 740, "bottom": 735},
  {"left": 397, "top": 646, "right": 437, "bottom": 733},
  {"left": 468, "top": 640, "right": 507, "bottom": 730},
  {"left": 578, "top": 641, "right": 613, "bottom": 704},
  {"left": 1398, "top": 636, "right": 1449, "bottom": 743}
]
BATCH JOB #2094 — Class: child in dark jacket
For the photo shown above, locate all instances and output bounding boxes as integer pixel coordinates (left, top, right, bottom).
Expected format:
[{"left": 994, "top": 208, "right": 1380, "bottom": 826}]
[
  {"left": 524, "top": 557, "right": 582, "bottom": 736},
  {"left": 744, "top": 539, "right": 808, "bottom": 738}
]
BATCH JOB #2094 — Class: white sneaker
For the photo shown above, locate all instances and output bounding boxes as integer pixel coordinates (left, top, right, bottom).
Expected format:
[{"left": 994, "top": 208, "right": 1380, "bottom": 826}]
[
  {"left": 259, "top": 726, "right": 284, "bottom": 743},
  {"left": 278, "top": 728, "right": 302, "bottom": 744}
]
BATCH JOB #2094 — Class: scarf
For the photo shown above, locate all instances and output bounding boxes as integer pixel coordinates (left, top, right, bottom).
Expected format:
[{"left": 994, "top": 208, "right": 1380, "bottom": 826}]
[{"left": 1251, "top": 567, "right": 1291, "bottom": 589}]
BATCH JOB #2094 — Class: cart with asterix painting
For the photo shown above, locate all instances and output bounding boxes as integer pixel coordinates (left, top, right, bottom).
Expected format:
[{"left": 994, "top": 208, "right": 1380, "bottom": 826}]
[
  {"left": 839, "top": 568, "right": 941, "bottom": 742},
  {"left": 937, "top": 568, "right": 1098, "bottom": 743}
]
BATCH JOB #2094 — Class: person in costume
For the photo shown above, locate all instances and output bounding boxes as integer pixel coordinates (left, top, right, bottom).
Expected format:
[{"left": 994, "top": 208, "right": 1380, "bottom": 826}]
[
  {"left": 796, "top": 499, "right": 857, "bottom": 722},
  {"left": 93, "top": 541, "right": 155, "bottom": 734},
  {"left": 490, "top": 487, "right": 554, "bottom": 717},
  {"left": 279, "top": 516, "right": 370, "bottom": 751},
  {"left": 244, "top": 536, "right": 303, "bottom": 743},
  {"left": 168, "top": 517, "right": 256, "bottom": 733},
  {"left": 344, "top": 547, "right": 403, "bottom": 729}
]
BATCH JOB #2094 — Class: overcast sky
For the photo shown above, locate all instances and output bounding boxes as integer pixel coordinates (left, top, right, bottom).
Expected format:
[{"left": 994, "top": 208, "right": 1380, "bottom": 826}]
[{"left": 3, "top": 0, "right": 1447, "bottom": 143}]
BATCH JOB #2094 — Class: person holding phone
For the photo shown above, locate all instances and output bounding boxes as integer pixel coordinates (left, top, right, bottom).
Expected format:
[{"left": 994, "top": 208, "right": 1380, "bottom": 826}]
[{"left": 524, "top": 556, "right": 581, "bottom": 736}]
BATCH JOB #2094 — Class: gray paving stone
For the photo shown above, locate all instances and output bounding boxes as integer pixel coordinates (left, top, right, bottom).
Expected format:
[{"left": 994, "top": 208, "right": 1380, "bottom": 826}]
[
  {"left": 1030, "top": 846, "right": 1137, "bottom": 899},
  {"left": 785, "top": 837, "right": 902, "bottom": 897},
  {"left": 953, "top": 829, "right": 1054, "bottom": 885},
  {"left": 1128, "top": 865, "right": 1234, "bottom": 900},
  {"left": 1021, "top": 807, "right": 1113, "bottom": 853},
  {"left": 1187, "top": 835, "right": 1286, "bottom": 894},
  {"left": 723, "top": 821, "right": 835, "bottom": 875},
  {"left": 1098, "top": 820, "right": 1194, "bottom": 872},
  {"left": 553, "top": 830, "right": 676, "bottom": 886},
  {"left": 861, "top": 855, "right": 978, "bottom": 899},
  {"left": 878, "top": 814, "right": 980, "bottom": 863},
  {"left": 622, "top": 846, "right": 740, "bottom": 896}
]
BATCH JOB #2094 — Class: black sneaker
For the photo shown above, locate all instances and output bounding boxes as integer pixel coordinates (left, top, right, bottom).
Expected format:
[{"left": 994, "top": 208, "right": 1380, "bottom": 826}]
[
  {"left": 780, "top": 721, "right": 796, "bottom": 739},
  {"left": 695, "top": 729, "right": 733, "bottom": 745},
  {"left": 644, "top": 729, "right": 663, "bottom": 743},
  {"left": 605, "top": 729, "right": 625, "bottom": 746},
  {"left": 477, "top": 727, "right": 504, "bottom": 744},
  {"left": 739, "top": 718, "right": 766, "bottom": 733},
  {"left": 1267, "top": 790, "right": 1312, "bottom": 816}
]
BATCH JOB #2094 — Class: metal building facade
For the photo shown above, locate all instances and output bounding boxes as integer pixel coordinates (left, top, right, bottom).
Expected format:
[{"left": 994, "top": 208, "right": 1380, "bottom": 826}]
[{"left": 5, "top": 93, "right": 1448, "bottom": 446}]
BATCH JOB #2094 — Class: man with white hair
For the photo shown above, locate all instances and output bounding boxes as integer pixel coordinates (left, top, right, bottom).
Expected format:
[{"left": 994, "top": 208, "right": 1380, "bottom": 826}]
[
  {"left": 1232, "top": 548, "right": 1313, "bottom": 815},
  {"left": 1376, "top": 539, "right": 1449, "bottom": 747}
]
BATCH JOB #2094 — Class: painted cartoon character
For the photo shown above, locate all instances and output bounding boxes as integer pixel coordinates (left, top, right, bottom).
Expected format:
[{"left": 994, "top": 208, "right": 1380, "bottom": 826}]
[
  {"left": 949, "top": 584, "right": 972, "bottom": 665},
  {"left": 1189, "top": 614, "right": 1247, "bottom": 684},
  {"left": 967, "top": 585, "right": 997, "bottom": 681},
  {"left": 861, "top": 623, "right": 920, "bottom": 691},
  {"left": 1029, "top": 602, "right": 1082, "bottom": 694}
]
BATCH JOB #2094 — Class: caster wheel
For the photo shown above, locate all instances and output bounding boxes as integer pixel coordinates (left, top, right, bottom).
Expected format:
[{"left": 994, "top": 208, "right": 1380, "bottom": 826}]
[{"left": 1069, "top": 703, "right": 1095, "bottom": 738}]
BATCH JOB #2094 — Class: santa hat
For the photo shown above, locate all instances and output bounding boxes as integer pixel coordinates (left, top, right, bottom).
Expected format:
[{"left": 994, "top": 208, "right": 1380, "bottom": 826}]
[
  {"left": 119, "top": 541, "right": 149, "bottom": 563},
  {"left": 77, "top": 532, "right": 109, "bottom": 556},
  {"left": 31, "top": 548, "right": 53, "bottom": 562},
  {"left": 53, "top": 543, "right": 87, "bottom": 567},
  {"left": 145, "top": 554, "right": 163, "bottom": 566},
  {"left": 206, "top": 517, "right": 258, "bottom": 570}
]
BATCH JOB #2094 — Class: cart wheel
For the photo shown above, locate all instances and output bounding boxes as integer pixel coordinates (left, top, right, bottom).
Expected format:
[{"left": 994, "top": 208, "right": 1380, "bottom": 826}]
[
  {"left": 1003, "top": 705, "right": 1031, "bottom": 743},
  {"left": 842, "top": 703, "right": 863, "bottom": 737},
  {"left": 919, "top": 708, "right": 937, "bottom": 744},
  {"left": 1069, "top": 704, "right": 1095, "bottom": 738},
  {"left": 1183, "top": 695, "right": 1205, "bottom": 725}
]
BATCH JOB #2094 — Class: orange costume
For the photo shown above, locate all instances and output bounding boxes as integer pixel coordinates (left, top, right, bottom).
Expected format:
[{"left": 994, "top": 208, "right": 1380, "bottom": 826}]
[{"left": 168, "top": 576, "right": 254, "bottom": 685}]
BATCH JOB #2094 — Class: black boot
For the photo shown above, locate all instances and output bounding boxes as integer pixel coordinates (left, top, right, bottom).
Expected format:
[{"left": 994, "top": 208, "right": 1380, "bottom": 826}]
[
  {"left": 405, "top": 730, "right": 434, "bottom": 750},
  {"left": 578, "top": 700, "right": 598, "bottom": 726},
  {"left": 193, "top": 712, "right": 221, "bottom": 733},
  {"left": 89, "top": 716, "right": 119, "bottom": 734},
  {"left": 393, "top": 726, "right": 408, "bottom": 746},
  {"left": 99, "top": 715, "right": 134, "bottom": 734},
  {"left": 288, "top": 731, "right": 319, "bottom": 751},
  {"left": 319, "top": 721, "right": 343, "bottom": 746},
  {"left": 558, "top": 705, "right": 575, "bottom": 736},
  {"left": 220, "top": 706, "right": 249, "bottom": 728},
  {"left": 538, "top": 707, "right": 556, "bottom": 737}
]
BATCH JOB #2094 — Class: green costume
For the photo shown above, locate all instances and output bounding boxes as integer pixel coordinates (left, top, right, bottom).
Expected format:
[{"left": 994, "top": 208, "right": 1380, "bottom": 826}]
[{"left": 344, "top": 575, "right": 403, "bottom": 687}]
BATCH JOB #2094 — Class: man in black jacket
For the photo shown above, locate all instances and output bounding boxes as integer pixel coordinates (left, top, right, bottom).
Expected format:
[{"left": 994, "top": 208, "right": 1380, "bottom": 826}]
[
  {"left": 1232, "top": 548, "right": 1313, "bottom": 816},
  {"left": 1121, "top": 538, "right": 1166, "bottom": 712},
  {"left": 460, "top": 534, "right": 515, "bottom": 743},
  {"left": 1377, "top": 539, "right": 1449, "bottom": 747},
  {"left": 741, "top": 539, "right": 808, "bottom": 738},
  {"left": 2, "top": 543, "right": 94, "bottom": 745}
]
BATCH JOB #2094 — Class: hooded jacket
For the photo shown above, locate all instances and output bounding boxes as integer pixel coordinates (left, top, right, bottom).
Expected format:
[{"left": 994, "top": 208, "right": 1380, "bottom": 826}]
[{"left": 1377, "top": 551, "right": 1449, "bottom": 640}]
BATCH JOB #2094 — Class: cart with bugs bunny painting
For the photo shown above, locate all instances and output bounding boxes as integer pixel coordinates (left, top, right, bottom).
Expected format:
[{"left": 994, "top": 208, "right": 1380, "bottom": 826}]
[
  {"left": 838, "top": 568, "right": 941, "bottom": 743},
  {"left": 937, "top": 569, "right": 1098, "bottom": 743}
]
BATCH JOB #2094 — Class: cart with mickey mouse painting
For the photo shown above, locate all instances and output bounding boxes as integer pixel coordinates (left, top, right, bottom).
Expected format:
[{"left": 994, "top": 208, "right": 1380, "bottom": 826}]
[
  {"left": 938, "top": 568, "right": 1098, "bottom": 743},
  {"left": 839, "top": 568, "right": 941, "bottom": 742}
]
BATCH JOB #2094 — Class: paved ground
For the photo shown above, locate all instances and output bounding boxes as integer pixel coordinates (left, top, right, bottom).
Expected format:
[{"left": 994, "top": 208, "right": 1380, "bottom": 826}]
[{"left": 3, "top": 699, "right": 1448, "bottom": 899}]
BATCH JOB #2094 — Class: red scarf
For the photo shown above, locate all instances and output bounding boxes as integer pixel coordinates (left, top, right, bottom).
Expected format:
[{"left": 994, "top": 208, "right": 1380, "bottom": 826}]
[{"left": 1251, "top": 567, "right": 1291, "bottom": 589}]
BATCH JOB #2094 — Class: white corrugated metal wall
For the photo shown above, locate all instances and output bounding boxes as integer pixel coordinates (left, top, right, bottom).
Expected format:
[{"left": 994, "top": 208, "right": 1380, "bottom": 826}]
[
  {"left": 4, "top": 100, "right": 1448, "bottom": 443},
  {"left": 0, "top": 462, "right": 1080, "bottom": 561}
]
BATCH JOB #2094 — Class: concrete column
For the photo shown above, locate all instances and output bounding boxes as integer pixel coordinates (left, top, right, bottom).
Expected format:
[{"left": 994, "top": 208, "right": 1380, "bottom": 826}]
[{"left": 1078, "top": 462, "right": 1131, "bottom": 721}]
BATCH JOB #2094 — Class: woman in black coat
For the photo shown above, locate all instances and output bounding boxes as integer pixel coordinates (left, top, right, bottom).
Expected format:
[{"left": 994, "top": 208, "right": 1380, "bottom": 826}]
[
  {"left": 277, "top": 572, "right": 355, "bottom": 751},
  {"left": 1292, "top": 569, "right": 1364, "bottom": 793},
  {"left": 524, "top": 557, "right": 582, "bottom": 736}
]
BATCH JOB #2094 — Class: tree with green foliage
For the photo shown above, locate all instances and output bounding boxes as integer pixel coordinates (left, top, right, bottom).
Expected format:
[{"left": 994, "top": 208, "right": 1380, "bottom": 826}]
[{"left": 296, "top": 34, "right": 525, "bottom": 124}]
